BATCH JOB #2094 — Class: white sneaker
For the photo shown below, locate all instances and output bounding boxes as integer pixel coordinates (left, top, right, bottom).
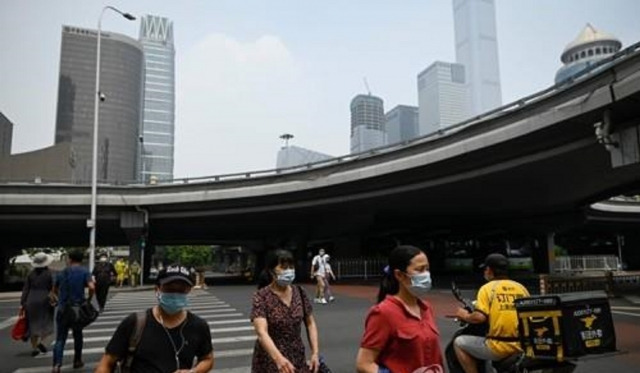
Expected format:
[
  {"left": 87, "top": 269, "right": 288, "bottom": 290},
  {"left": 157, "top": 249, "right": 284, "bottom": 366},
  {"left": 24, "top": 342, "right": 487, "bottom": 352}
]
[
  {"left": 320, "top": 298, "right": 327, "bottom": 304},
  {"left": 314, "top": 298, "right": 321, "bottom": 303},
  {"left": 329, "top": 296, "right": 335, "bottom": 302}
]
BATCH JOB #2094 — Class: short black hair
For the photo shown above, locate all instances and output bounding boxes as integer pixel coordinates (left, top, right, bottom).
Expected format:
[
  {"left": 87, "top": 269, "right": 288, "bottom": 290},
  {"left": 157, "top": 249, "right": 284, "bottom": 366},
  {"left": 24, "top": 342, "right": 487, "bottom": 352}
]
[{"left": 67, "top": 249, "right": 84, "bottom": 263}]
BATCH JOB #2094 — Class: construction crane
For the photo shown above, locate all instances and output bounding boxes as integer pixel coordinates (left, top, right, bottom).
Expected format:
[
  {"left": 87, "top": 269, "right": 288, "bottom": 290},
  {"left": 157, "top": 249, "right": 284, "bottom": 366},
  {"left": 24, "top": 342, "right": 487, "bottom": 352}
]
[{"left": 363, "top": 77, "right": 371, "bottom": 95}]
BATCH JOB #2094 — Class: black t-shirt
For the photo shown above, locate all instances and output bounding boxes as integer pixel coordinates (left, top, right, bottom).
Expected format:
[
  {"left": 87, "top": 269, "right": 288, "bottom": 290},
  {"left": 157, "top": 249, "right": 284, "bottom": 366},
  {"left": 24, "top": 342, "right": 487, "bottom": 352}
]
[
  {"left": 92, "top": 262, "right": 116, "bottom": 283},
  {"left": 105, "top": 308, "right": 213, "bottom": 373}
]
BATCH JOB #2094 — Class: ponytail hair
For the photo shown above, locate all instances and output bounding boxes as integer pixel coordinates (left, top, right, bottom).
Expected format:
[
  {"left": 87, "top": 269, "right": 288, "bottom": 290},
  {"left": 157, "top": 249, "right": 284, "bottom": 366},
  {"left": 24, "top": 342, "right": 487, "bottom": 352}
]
[{"left": 377, "top": 245, "right": 422, "bottom": 303}]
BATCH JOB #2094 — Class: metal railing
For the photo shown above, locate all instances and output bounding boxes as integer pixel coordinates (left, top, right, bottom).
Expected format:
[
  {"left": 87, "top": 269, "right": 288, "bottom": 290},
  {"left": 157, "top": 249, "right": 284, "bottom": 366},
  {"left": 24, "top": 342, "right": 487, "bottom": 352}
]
[
  {"left": 539, "top": 271, "right": 640, "bottom": 296},
  {"left": 333, "top": 258, "right": 387, "bottom": 280},
  {"left": 553, "top": 255, "right": 620, "bottom": 273}
]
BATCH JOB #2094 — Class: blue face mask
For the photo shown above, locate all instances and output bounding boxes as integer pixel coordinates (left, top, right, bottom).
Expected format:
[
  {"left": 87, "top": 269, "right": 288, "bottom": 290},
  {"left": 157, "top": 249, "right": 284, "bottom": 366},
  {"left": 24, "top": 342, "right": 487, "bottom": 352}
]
[
  {"left": 276, "top": 268, "right": 296, "bottom": 287},
  {"left": 158, "top": 292, "right": 189, "bottom": 314},
  {"left": 406, "top": 271, "right": 432, "bottom": 298}
]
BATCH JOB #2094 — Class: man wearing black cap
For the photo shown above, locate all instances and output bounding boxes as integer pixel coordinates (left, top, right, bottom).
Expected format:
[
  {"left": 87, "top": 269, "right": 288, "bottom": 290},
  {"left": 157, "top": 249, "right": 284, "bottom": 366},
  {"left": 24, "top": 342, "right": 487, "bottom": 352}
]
[
  {"left": 95, "top": 265, "right": 214, "bottom": 373},
  {"left": 453, "top": 253, "right": 530, "bottom": 373}
]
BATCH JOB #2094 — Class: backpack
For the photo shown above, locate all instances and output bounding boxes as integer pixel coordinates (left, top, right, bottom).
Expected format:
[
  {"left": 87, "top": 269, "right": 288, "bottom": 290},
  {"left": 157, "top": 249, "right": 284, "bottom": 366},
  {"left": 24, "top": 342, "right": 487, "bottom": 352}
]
[{"left": 116, "top": 311, "right": 147, "bottom": 373}]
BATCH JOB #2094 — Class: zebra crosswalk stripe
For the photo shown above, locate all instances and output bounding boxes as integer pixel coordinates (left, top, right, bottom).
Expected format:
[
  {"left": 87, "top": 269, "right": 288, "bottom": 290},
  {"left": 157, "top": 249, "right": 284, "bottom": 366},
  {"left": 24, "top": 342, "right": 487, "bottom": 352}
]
[{"left": 14, "top": 290, "right": 256, "bottom": 373}]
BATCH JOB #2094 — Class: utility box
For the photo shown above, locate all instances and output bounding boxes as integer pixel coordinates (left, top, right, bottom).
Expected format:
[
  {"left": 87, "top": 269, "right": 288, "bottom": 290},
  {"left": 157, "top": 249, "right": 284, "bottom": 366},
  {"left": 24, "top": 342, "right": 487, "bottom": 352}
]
[{"left": 515, "top": 291, "right": 616, "bottom": 361}]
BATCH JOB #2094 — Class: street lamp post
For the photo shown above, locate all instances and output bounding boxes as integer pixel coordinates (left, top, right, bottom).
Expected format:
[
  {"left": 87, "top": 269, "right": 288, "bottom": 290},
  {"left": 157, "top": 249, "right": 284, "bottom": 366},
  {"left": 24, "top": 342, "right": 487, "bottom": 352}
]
[{"left": 89, "top": 6, "right": 136, "bottom": 272}]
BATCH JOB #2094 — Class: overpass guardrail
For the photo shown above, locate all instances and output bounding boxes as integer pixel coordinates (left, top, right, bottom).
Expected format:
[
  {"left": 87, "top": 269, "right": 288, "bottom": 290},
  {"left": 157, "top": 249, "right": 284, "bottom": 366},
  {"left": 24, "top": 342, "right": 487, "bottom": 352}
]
[{"left": 2, "top": 41, "right": 639, "bottom": 187}]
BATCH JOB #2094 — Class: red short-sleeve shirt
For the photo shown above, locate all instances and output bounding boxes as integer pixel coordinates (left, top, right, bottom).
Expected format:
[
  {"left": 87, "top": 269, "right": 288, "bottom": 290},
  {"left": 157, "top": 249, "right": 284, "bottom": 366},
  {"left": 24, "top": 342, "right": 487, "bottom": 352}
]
[{"left": 360, "top": 295, "right": 444, "bottom": 373}]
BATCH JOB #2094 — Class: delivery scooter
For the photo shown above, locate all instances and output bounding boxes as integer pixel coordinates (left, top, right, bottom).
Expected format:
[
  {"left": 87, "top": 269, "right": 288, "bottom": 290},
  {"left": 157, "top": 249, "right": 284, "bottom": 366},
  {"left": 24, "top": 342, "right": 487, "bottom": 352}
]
[{"left": 445, "top": 282, "right": 576, "bottom": 373}]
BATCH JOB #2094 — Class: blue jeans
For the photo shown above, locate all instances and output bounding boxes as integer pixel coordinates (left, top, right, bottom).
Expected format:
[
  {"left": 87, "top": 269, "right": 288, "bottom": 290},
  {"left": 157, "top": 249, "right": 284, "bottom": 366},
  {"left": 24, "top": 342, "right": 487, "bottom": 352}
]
[{"left": 52, "top": 308, "right": 83, "bottom": 366}]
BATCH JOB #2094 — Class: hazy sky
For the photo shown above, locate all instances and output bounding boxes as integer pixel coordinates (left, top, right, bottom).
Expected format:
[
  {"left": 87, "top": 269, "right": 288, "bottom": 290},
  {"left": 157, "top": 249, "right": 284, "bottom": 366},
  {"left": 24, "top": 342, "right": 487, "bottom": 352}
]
[{"left": 1, "top": 0, "right": 639, "bottom": 178}]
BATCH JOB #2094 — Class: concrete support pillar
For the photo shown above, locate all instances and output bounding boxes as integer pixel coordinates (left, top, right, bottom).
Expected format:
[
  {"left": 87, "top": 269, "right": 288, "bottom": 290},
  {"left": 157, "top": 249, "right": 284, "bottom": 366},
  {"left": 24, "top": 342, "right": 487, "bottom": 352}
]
[
  {"left": 288, "top": 236, "right": 309, "bottom": 281},
  {"left": 621, "top": 231, "right": 640, "bottom": 270},
  {"left": 0, "top": 249, "right": 9, "bottom": 289},
  {"left": 138, "top": 243, "right": 154, "bottom": 285},
  {"left": 120, "top": 210, "right": 148, "bottom": 285},
  {"left": 128, "top": 237, "right": 141, "bottom": 263},
  {"left": 609, "top": 120, "right": 640, "bottom": 168},
  {"left": 532, "top": 233, "right": 555, "bottom": 274},
  {"left": 546, "top": 232, "right": 556, "bottom": 274}
]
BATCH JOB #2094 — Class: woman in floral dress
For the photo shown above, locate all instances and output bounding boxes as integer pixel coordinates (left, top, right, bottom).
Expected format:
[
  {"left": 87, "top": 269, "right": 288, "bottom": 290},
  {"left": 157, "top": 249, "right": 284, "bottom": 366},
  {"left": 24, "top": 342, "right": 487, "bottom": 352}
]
[{"left": 251, "top": 249, "right": 320, "bottom": 373}]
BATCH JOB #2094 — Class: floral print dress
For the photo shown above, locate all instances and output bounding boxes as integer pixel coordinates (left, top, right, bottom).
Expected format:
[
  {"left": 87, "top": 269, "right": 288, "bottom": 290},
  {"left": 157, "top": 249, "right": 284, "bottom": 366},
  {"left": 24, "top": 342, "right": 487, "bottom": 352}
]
[{"left": 251, "top": 285, "right": 313, "bottom": 373}]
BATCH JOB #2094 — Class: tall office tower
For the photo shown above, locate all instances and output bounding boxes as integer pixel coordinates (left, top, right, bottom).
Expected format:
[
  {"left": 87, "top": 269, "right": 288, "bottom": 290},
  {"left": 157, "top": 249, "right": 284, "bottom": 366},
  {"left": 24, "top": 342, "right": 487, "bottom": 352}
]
[
  {"left": 276, "top": 145, "right": 333, "bottom": 169},
  {"left": 55, "top": 26, "right": 144, "bottom": 184},
  {"left": 555, "top": 24, "right": 621, "bottom": 84},
  {"left": 417, "top": 61, "right": 468, "bottom": 135},
  {"left": 350, "top": 94, "right": 386, "bottom": 153},
  {"left": 453, "top": 0, "right": 502, "bottom": 116},
  {"left": 139, "top": 15, "right": 175, "bottom": 183},
  {"left": 0, "top": 112, "right": 13, "bottom": 156},
  {"left": 385, "top": 105, "right": 419, "bottom": 145}
]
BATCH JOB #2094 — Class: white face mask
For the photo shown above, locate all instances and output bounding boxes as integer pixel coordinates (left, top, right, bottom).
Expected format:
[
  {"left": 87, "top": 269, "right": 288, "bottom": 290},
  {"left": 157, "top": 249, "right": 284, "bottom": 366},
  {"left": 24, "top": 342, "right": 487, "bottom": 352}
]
[
  {"left": 406, "top": 271, "right": 432, "bottom": 298},
  {"left": 276, "top": 268, "right": 295, "bottom": 286}
]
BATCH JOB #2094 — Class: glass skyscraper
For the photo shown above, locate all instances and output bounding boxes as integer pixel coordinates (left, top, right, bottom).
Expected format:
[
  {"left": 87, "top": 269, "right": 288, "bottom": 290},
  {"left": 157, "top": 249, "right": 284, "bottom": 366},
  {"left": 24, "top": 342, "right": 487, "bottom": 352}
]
[
  {"left": 385, "top": 105, "right": 419, "bottom": 145},
  {"left": 139, "top": 15, "right": 175, "bottom": 183},
  {"left": 417, "top": 61, "right": 468, "bottom": 135},
  {"left": 55, "top": 26, "right": 144, "bottom": 184},
  {"left": 453, "top": 0, "right": 502, "bottom": 116}
]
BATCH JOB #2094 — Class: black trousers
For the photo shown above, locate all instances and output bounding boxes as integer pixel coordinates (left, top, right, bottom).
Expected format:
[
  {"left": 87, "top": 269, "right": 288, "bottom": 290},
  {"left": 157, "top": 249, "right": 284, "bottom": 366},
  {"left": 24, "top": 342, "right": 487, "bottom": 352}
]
[{"left": 95, "top": 280, "right": 110, "bottom": 309}]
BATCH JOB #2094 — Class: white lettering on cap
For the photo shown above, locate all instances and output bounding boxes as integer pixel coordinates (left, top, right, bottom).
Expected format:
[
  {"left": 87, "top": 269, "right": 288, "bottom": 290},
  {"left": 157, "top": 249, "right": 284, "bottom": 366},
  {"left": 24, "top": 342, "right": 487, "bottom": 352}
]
[{"left": 166, "top": 265, "right": 190, "bottom": 276}]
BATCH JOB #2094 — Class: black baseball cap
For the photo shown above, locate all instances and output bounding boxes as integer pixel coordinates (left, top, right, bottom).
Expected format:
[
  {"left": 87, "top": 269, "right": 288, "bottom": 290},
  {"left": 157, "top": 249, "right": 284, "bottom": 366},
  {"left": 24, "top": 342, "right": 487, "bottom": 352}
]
[
  {"left": 156, "top": 265, "right": 195, "bottom": 286},
  {"left": 479, "top": 253, "right": 509, "bottom": 271}
]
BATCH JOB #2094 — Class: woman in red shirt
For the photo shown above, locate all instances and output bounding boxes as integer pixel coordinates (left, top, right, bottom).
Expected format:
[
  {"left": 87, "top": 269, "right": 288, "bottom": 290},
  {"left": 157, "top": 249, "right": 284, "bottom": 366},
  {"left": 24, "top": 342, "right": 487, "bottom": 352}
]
[{"left": 356, "top": 245, "right": 444, "bottom": 373}]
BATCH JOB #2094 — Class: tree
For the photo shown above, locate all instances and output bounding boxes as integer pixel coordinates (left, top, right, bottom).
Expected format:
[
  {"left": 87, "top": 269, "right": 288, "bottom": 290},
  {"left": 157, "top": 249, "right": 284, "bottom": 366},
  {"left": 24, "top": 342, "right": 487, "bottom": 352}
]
[{"left": 165, "top": 245, "right": 212, "bottom": 268}]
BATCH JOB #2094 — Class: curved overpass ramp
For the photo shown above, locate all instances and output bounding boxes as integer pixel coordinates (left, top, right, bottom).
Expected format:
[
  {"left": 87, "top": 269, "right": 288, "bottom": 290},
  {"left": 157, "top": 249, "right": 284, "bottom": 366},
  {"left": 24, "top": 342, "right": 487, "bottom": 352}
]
[{"left": 2, "top": 44, "right": 640, "bottom": 249}]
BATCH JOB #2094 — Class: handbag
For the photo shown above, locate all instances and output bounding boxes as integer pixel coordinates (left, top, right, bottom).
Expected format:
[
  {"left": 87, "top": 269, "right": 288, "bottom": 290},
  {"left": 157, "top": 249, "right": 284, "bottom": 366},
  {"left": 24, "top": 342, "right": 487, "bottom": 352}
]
[
  {"left": 61, "top": 301, "right": 98, "bottom": 328},
  {"left": 317, "top": 358, "right": 332, "bottom": 373},
  {"left": 11, "top": 315, "right": 29, "bottom": 341},
  {"left": 298, "top": 286, "right": 333, "bottom": 373}
]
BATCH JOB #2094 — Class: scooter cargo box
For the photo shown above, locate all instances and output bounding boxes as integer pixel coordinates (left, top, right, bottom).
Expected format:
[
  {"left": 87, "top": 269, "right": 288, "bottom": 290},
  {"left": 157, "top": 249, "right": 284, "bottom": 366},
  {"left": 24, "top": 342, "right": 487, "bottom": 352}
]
[{"left": 514, "top": 291, "right": 616, "bottom": 360}]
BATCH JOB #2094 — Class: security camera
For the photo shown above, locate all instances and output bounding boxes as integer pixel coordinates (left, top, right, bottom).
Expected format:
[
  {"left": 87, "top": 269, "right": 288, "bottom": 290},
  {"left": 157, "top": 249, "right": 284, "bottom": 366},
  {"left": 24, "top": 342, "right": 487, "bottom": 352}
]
[{"left": 99, "top": 92, "right": 106, "bottom": 102}]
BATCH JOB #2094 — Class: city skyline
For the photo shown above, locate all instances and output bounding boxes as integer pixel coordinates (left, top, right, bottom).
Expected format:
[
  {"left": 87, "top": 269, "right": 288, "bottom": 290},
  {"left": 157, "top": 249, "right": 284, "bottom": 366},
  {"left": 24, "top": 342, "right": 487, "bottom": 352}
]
[{"left": 1, "top": 0, "right": 639, "bottom": 178}]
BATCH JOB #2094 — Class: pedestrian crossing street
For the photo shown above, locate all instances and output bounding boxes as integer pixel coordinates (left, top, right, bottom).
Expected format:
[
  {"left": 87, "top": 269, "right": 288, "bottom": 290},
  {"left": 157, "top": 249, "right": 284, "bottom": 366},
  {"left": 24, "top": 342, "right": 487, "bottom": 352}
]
[{"left": 14, "top": 290, "right": 254, "bottom": 373}]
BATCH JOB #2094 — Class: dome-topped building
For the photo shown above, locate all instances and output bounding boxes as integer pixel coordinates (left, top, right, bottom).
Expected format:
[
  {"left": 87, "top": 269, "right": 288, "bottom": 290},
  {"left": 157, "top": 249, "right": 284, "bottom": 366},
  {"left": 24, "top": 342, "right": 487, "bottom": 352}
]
[{"left": 555, "top": 23, "right": 622, "bottom": 84}]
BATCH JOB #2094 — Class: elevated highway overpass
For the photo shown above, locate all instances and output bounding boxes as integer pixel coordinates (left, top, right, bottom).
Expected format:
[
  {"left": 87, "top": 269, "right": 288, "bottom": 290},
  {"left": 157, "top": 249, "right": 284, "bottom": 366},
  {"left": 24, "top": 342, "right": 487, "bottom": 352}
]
[{"left": 1, "top": 43, "right": 640, "bottom": 259}]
